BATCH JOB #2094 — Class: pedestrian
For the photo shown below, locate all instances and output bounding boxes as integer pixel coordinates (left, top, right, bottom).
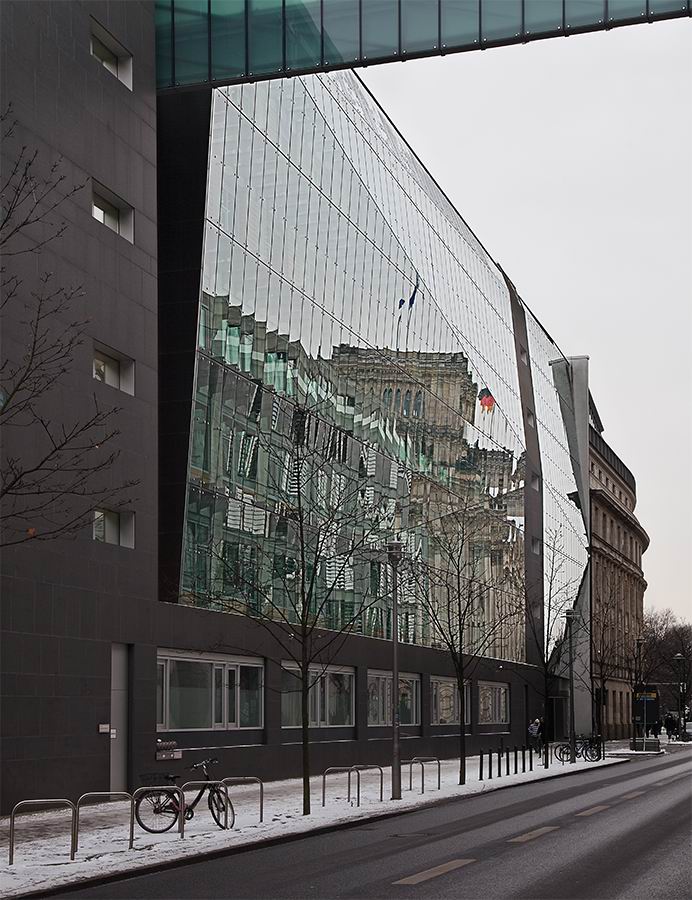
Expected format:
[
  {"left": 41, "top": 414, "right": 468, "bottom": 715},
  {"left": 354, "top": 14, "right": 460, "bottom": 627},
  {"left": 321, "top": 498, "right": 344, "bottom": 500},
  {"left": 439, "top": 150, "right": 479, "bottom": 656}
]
[
  {"left": 653, "top": 719, "right": 662, "bottom": 739},
  {"left": 537, "top": 718, "right": 545, "bottom": 756},
  {"left": 528, "top": 718, "right": 539, "bottom": 753},
  {"left": 664, "top": 713, "right": 675, "bottom": 743}
]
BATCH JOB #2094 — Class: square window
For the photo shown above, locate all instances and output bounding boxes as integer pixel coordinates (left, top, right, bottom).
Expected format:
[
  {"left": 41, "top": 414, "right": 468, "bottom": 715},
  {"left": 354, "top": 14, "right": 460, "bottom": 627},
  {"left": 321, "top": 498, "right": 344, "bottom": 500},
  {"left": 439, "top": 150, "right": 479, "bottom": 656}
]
[
  {"left": 92, "top": 509, "right": 134, "bottom": 548},
  {"left": 90, "top": 20, "right": 133, "bottom": 89},
  {"left": 93, "top": 343, "right": 135, "bottom": 394},
  {"left": 92, "top": 183, "right": 134, "bottom": 243}
]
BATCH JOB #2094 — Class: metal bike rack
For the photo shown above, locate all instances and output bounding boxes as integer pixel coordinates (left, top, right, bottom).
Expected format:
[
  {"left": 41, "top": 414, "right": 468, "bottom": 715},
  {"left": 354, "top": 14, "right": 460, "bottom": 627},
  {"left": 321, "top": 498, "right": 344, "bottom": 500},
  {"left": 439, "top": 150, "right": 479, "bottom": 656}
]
[
  {"left": 404, "top": 757, "right": 441, "bottom": 794},
  {"left": 9, "top": 799, "right": 77, "bottom": 865},
  {"left": 75, "top": 792, "right": 134, "bottom": 852},
  {"left": 222, "top": 776, "right": 264, "bottom": 823},
  {"left": 179, "top": 780, "right": 232, "bottom": 834},
  {"left": 322, "top": 765, "right": 384, "bottom": 808},
  {"left": 131, "top": 785, "right": 185, "bottom": 844}
]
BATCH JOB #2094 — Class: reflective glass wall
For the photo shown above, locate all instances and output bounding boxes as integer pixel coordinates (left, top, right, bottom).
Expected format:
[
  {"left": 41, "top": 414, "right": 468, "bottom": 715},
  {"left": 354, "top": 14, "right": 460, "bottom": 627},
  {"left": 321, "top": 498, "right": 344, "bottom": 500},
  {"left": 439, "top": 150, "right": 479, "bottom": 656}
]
[
  {"left": 156, "top": 0, "right": 690, "bottom": 89},
  {"left": 180, "top": 70, "right": 588, "bottom": 663}
]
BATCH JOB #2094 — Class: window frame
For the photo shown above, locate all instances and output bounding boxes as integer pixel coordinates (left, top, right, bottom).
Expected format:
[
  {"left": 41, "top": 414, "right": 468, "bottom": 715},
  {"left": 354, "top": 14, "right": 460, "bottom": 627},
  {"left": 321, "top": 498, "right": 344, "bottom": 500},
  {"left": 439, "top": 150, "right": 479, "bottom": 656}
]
[
  {"left": 477, "top": 680, "right": 510, "bottom": 726},
  {"left": 90, "top": 18, "right": 133, "bottom": 90},
  {"left": 280, "top": 663, "right": 355, "bottom": 728},
  {"left": 430, "top": 676, "right": 471, "bottom": 727},
  {"left": 157, "top": 650, "right": 265, "bottom": 732},
  {"left": 367, "top": 670, "right": 421, "bottom": 726}
]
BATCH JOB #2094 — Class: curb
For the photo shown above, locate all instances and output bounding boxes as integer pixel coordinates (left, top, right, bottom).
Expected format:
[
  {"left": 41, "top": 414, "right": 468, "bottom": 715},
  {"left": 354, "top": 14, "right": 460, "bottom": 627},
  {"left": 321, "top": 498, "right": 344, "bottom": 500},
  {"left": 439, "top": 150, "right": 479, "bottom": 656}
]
[{"left": 16, "top": 759, "right": 629, "bottom": 899}]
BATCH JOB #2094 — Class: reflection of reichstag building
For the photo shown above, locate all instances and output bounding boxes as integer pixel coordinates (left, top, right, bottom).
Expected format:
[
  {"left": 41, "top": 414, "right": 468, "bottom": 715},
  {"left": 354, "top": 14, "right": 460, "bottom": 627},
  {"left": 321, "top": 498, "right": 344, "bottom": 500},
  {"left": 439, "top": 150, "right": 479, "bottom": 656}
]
[{"left": 160, "top": 69, "right": 601, "bottom": 781}]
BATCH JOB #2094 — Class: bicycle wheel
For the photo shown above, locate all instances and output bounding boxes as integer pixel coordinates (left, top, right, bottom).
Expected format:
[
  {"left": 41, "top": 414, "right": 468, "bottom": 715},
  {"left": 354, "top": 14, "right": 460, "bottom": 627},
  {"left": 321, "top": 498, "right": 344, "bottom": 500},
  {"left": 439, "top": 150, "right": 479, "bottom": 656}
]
[
  {"left": 135, "top": 790, "right": 180, "bottom": 833},
  {"left": 554, "top": 743, "right": 570, "bottom": 763},
  {"left": 208, "top": 789, "right": 235, "bottom": 829},
  {"left": 584, "top": 743, "right": 600, "bottom": 762}
]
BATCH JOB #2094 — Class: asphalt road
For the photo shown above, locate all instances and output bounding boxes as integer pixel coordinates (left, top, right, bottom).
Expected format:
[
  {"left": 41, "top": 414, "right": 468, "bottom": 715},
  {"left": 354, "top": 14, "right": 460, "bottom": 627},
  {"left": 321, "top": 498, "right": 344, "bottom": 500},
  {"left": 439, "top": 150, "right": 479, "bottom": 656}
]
[{"left": 54, "top": 752, "right": 692, "bottom": 900}]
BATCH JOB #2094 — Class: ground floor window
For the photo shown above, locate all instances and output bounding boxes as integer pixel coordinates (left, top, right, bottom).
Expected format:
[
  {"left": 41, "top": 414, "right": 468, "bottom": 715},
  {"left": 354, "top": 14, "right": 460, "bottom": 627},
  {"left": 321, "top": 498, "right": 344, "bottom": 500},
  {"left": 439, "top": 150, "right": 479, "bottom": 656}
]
[
  {"left": 431, "top": 677, "right": 471, "bottom": 726},
  {"left": 367, "top": 671, "right": 421, "bottom": 725},
  {"left": 157, "top": 651, "right": 263, "bottom": 730},
  {"left": 281, "top": 666, "right": 354, "bottom": 727},
  {"left": 478, "top": 681, "right": 509, "bottom": 725}
]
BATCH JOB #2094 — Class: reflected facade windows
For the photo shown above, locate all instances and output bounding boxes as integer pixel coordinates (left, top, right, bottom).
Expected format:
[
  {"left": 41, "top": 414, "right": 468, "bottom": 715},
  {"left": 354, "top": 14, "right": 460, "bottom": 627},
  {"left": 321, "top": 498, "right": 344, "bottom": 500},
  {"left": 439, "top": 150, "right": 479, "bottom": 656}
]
[{"left": 180, "top": 70, "right": 590, "bottom": 668}]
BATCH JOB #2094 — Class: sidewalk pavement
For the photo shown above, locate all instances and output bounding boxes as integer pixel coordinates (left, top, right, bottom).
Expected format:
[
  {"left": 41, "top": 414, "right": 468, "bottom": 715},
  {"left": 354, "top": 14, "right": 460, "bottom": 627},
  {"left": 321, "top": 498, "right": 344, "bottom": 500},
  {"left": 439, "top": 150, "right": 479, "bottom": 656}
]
[{"left": 1, "top": 751, "right": 625, "bottom": 899}]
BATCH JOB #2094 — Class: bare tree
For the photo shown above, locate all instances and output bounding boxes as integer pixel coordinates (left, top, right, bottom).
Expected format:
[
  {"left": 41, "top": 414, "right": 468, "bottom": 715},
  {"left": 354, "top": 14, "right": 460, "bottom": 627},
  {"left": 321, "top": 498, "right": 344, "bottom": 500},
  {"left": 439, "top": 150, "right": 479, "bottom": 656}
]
[
  {"left": 518, "top": 527, "right": 582, "bottom": 756},
  {"left": 1, "top": 104, "right": 134, "bottom": 547},
  {"left": 411, "top": 492, "right": 525, "bottom": 784},
  {"left": 187, "top": 391, "right": 396, "bottom": 815}
]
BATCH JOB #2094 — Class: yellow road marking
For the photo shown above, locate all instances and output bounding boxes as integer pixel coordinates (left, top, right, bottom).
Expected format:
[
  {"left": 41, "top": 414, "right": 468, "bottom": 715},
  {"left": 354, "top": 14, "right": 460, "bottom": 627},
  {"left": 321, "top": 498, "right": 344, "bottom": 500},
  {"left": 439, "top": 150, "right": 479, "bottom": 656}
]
[
  {"left": 575, "top": 805, "right": 610, "bottom": 817},
  {"left": 621, "top": 790, "right": 646, "bottom": 799},
  {"left": 508, "top": 826, "right": 559, "bottom": 843},
  {"left": 394, "top": 859, "right": 476, "bottom": 885}
]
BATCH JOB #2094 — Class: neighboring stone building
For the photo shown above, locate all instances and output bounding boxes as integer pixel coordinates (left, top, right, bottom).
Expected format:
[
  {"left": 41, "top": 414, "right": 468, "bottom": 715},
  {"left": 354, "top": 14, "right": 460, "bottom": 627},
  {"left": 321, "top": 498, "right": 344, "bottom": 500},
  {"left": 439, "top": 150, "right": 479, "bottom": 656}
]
[{"left": 589, "top": 400, "right": 649, "bottom": 739}]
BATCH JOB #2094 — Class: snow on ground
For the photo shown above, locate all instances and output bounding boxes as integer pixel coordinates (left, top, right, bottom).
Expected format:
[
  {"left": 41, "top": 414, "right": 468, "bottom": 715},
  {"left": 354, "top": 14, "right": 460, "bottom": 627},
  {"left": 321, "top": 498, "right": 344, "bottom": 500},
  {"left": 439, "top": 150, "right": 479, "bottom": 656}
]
[{"left": 0, "top": 753, "right": 624, "bottom": 898}]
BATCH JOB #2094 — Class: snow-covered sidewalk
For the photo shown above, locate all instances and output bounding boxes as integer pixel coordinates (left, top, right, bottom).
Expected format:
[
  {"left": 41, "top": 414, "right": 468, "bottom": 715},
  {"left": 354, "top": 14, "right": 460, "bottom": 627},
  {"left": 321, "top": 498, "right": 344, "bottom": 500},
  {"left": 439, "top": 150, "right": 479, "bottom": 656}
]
[{"left": 1, "top": 753, "right": 624, "bottom": 898}]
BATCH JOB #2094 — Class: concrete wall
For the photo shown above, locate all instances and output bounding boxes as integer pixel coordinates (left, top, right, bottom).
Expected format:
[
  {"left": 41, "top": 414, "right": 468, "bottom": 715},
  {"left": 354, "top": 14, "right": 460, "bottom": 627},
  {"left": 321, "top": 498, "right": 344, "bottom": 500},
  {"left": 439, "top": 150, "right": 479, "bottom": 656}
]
[{"left": 0, "top": 0, "right": 158, "bottom": 811}]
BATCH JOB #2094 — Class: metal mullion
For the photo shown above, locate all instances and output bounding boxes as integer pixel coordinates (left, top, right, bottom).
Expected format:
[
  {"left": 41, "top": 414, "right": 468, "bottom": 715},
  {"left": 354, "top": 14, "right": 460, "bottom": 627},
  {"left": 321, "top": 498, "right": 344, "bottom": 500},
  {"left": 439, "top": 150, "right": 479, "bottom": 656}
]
[{"left": 207, "top": 0, "right": 212, "bottom": 81}]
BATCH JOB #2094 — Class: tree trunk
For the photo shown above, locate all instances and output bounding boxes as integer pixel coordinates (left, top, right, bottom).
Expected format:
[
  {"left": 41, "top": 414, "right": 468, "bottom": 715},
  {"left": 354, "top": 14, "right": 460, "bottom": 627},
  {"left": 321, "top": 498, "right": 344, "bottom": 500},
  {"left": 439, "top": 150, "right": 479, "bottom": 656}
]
[
  {"left": 457, "top": 670, "right": 466, "bottom": 785},
  {"left": 301, "top": 667, "right": 311, "bottom": 815}
]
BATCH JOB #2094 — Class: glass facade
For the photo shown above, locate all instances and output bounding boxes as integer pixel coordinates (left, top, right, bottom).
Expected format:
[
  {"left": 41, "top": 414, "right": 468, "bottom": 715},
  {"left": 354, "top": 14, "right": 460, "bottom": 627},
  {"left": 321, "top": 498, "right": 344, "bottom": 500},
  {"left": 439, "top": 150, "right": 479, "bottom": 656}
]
[
  {"left": 179, "top": 70, "right": 589, "bottom": 666},
  {"left": 156, "top": 0, "right": 691, "bottom": 89}
]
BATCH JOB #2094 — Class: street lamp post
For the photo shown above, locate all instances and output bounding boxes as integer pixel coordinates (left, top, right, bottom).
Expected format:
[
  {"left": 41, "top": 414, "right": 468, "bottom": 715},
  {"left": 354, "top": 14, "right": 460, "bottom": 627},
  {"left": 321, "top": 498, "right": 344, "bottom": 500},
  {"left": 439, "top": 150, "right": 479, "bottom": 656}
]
[
  {"left": 387, "top": 540, "right": 403, "bottom": 800},
  {"left": 635, "top": 637, "right": 644, "bottom": 746},
  {"left": 673, "top": 653, "right": 686, "bottom": 741},
  {"left": 565, "top": 608, "right": 577, "bottom": 765}
]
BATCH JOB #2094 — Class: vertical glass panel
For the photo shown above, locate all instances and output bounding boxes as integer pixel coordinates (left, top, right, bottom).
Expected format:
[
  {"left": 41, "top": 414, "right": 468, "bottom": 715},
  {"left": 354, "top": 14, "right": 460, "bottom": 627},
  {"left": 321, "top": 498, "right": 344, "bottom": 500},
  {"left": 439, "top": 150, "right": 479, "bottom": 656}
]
[
  {"left": 281, "top": 668, "right": 301, "bottom": 726},
  {"left": 285, "top": 0, "right": 322, "bottom": 70},
  {"left": 524, "top": 0, "right": 563, "bottom": 33},
  {"left": 211, "top": 0, "right": 247, "bottom": 80},
  {"left": 168, "top": 660, "right": 212, "bottom": 728},
  {"left": 155, "top": 0, "right": 173, "bottom": 88},
  {"left": 156, "top": 662, "right": 165, "bottom": 726},
  {"left": 239, "top": 665, "right": 263, "bottom": 726},
  {"left": 607, "top": 1, "right": 647, "bottom": 21},
  {"left": 213, "top": 666, "right": 224, "bottom": 725},
  {"left": 402, "top": 0, "right": 439, "bottom": 53},
  {"left": 248, "top": 0, "right": 284, "bottom": 75},
  {"left": 327, "top": 672, "right": 353, "bottom": 725},
  {"left": 481, "top": 0, "right": 522, "bottom": 41},
  {"left": 361, "top": 0, "right": 399, "bottom": 61},
  {"left": 649, "top": 0, "right": 689, "bottom": 15},
  {"left": 174, "top": 0, "right": 210, "bottom": 84},
  {"left": 565, "top": 1, "right": 606, "bottom": 28},
  {"left": 227, "top": 667, "right": 237, "bottom": 724},
  {"left": 441, "top": 0, "right": 480, "bottom": 48},
  {"left": 322, "top": 0, "right": 360, "bottom": 65}
]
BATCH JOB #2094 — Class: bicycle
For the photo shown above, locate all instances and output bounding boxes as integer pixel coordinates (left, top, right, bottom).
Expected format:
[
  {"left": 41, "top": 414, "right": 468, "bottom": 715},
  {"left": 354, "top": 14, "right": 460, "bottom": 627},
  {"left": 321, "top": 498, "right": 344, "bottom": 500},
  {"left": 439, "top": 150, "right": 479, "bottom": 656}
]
[
  {"left": 554, "top": 735, "right": 601, "bottom": 763},
  {"left": 135, "top": 757, "right": 235, "bottom": 833}
]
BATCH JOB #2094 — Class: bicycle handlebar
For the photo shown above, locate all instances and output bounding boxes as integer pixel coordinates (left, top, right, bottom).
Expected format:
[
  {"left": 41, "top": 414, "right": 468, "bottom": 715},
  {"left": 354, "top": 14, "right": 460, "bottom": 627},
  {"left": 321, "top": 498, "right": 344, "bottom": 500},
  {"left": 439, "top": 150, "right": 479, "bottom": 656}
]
[{"left": 188, "top": 757, "right": 219, "bottom": 770}]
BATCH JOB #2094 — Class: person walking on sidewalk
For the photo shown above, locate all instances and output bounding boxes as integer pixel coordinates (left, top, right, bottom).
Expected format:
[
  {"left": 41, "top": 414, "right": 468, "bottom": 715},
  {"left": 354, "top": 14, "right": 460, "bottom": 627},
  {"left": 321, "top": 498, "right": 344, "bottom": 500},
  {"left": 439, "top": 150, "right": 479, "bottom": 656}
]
[
  {"left": 664, "top": 713, "right": 675, "bottom": 742},
  {"left": 528, "top": 719, "right": 540, "bottom": 753}
]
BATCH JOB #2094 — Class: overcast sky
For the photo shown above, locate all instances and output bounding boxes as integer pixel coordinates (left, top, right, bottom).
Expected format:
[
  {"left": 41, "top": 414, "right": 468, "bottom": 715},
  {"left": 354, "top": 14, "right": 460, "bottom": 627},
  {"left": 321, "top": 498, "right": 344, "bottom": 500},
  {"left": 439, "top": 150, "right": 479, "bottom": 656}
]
[{"left": 361, "top": 18, "right": 692, "bottom": 621}]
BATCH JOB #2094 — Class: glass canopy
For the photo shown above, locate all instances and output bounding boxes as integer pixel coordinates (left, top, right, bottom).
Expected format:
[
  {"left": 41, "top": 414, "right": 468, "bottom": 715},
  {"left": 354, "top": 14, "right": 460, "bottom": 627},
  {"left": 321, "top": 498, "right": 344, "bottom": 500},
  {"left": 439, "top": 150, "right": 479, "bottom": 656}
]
[{"left": 156, "top": 0, "right": 690, "bottom": 90}]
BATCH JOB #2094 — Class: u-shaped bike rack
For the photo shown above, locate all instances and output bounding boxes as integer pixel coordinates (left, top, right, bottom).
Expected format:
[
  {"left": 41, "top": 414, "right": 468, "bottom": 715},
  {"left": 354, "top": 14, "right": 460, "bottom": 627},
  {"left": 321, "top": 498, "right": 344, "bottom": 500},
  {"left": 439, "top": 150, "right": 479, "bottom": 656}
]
[
  {"left": 403, "top": 757, "right": 441, "bottom": 794},
  {"left": 131, "top": 785, "right": 185, "bottom": 844},
  {"left": 75, "top": 791, "right": 134, "bottom": 852},
  {"left": 222, "top": 776, "right": 264, "bottom": 822},
  {"left": 179, "top": 780, "right": 232, "bottom": 834},
  {"left": 322, "top": 765, "right": 384, "bottom": 808},
  {"left": 9, "top": 799, "right": 77, "bottom": 865}
]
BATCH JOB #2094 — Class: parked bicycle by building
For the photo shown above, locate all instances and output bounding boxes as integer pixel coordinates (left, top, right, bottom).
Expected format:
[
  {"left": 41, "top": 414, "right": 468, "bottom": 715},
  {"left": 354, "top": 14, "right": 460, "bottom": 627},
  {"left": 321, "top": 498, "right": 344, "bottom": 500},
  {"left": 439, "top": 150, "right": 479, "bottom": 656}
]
[
  {"left": 135, "top": 758, "right": 234, "bottom": 833},
  {"left": 554, "top": 735, "right": 602, "bottom": 762}
]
